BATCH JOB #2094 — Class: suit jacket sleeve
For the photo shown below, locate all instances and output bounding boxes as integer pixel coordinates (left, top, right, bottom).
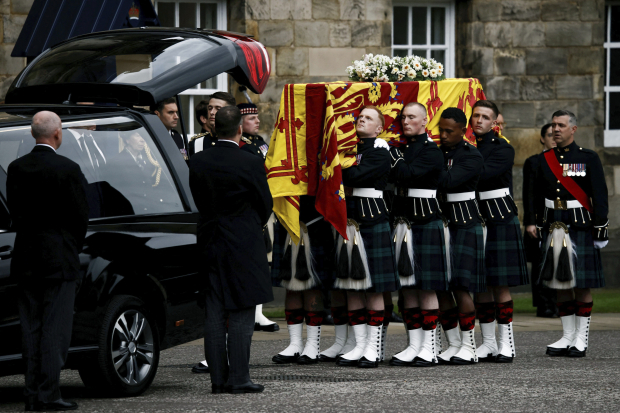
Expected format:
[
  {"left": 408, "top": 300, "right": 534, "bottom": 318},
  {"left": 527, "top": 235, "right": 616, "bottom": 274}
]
[
  {"left": 588, "top": 152, "right": 609, "bottom": 227},
  {"left": 393, "top": 147, "right": 443, "bottom": 185},
  {"left": 479, "top": 144, "right": 514, "bottom": 181},
  {"left": 248, "top": 157, "right": 273, "bottom": 226},
  {"left": 64, "top": 164, "right": 90, "bottom": 246},
  {"left": 342, "top": 148, "right": 391, "bottom": 189},
  {"left": 439, "top": 152, "right": 483, "bottom": 190}
]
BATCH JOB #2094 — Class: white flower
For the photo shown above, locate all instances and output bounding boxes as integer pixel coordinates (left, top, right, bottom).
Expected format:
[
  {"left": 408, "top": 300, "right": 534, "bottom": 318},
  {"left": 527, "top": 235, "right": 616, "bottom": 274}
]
[
  {"left": 398, "top": 73, "right": 404, "bottom": 81},
  {"left": 402, "top": 64, "right": 411, "bottom": 71},
  {"left": 430, "top": 69, "right": 438, "bottom": 77},
  {"left": 391, "top": 67, "right": 399, "bottom": 74},
  {"left": 413, "top": 61, "right": 422, "bottom": 70},
  {"left": 380, "top": 75, "right": 389, "bottom": 82},
  {"left": 407, "top": 70, "right": 416, "bottom": 78},
  {"left": 437, "top": 63, "right": 443, "bottom": 71},
  {"left": 422, "top": 69, "right": 430, "bottom": 77}
]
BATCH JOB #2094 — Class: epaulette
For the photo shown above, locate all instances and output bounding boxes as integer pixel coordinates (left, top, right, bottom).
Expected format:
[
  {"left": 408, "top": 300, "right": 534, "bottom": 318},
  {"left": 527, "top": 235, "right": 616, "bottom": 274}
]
[
  {"left": 578, "top": 146, "right": 595, "bottom": 154},
  {"left": 241, "top": 136, "right": 253, "bottom": 145},
  {"left": 190, "top": 132, "right": 209, "bottom": 142}
]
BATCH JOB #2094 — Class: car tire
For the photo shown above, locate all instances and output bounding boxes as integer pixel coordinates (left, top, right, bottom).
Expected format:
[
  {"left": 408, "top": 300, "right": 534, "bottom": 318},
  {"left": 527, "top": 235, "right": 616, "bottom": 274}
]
[{"left": 78, "top": 295, "right": 160, "bottom": 396}]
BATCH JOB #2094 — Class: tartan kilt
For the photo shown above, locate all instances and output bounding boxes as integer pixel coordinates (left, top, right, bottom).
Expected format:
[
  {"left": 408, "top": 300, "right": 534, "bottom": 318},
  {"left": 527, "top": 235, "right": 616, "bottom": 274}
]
[
  {"left": 407, "top": 219, "right": 449, "bottom": 291},
  {"left": 271, "top": 219, "right": 336, "bottom": 290},
  {"left": 484, "top": 216, "right": 529, "bottom": 287},
  {"left": 449, "top": 223, "right": 486, "bottom": 293},
  {"left": 358, "top": 220, "right": 400, "bottom": 293},
  {"left": 539, "top": 210, "right": 605, "bottom": 289}
]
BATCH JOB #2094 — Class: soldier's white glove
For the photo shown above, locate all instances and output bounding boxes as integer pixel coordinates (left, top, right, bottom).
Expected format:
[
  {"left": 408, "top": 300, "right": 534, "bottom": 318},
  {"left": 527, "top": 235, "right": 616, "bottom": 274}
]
[
  {"left": 390, "top": 147, "right": 404, "bottom": 168},
  {"left": 594, "top": 240, "right": 608, "bottom": 249}
]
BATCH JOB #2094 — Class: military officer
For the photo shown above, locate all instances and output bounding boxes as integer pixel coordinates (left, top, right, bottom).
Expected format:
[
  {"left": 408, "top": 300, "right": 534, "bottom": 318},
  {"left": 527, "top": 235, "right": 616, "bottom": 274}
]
[
  {"left": 188, "top": 92, "right": 236, "bottom": 156},
  {"left": 436, "top": 107, "right": 486, "bottom": 365},
  {"left": 194, "top": 98, "right": 213, "bottom": 135},
  {"left": 388, "top": 102, "right": 446, "bottom": 367},
  {"left": 237, "top": 103, "right": 270, "bottom": 160},
  {"left": 534, "top": 110, "right": 608, "bottom": 358},
  {"left": 153, "top": 97, "right": 189, "bottom": 161},
  {"left": 470, "top": 100, "right": 529, "bottom": 364}
]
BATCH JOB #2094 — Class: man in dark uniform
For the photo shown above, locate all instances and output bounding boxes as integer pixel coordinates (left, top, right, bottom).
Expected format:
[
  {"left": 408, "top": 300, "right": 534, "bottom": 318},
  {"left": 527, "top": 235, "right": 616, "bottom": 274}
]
[
  {"left": 534, "top": 110, "right": 608, "bottom": 358},
  {"left": 334, "top": 106, "right": 400, "bottom": 368},
  {"left": 195, "top": 98, "right": 212, "bottom": 135},
  {"left": 470, "top": 100, "right": 529, "bottom": 364},
  {"left": 189, "top": 106, "right": 273, "bottom": 393},
  {"left": 523, "top": 123, "right": 557, "bottom": 318},
  {"left": 388, "top": 102, "right": 446, "bottom": 367},
  {"left": 153, "top": 97, "right": 189, "bottom": 161},
  {"left": 7, "top": 111, "right": 89, "bottom": 411},
  {"left": 238, "top": 103, "right": 270, "bottom": 159},
  {"left": 189, "top": 92, "right": 236, "bottom": 156},
  {"left": 436, "top": 108, "right": 486, "bottom": 365}
]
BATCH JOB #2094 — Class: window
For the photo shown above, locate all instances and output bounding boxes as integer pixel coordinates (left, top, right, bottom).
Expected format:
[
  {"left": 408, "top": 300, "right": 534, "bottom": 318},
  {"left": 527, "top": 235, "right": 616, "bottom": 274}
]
[
  {"left": 0, "top": 116, "right": 185, "bottom": 218},
  {"left": 392, "top": 1, "right": 455, "bottom": 78},
  {"left": 154, "top": 0, "right": 227, "bottom": 135},
  {"left": 605, "top": 3, "right": 620, "bottom": 146}
]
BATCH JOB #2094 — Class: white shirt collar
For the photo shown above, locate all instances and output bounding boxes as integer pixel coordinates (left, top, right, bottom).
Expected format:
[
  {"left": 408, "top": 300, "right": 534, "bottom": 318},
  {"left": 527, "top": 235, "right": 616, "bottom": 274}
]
[
  {"left": 36, "top": 143, "right": 56, "bottom": 152},
  {"left": 218, "top": 139, "right": 239, "bottom": 146}
]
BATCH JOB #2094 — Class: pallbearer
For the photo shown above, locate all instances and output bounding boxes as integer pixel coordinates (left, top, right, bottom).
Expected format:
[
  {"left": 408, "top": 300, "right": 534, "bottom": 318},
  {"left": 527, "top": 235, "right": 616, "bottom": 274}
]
[
  {"left": 271, "top": 197, "right": 334, "bottom": 365},
  {"left": 470, "top": 101, "right": 529, "bottom": 363},
  {"left": 335, "top": 106, "right": 400, "bottom": 368},
  {"left": 436, "top": 108, "right": 486, "bottom": 365},
  {"left": 535, "top": 110, "right": 608, "bottom": 358},
  {"left": 388, "top": 102, "right": 446, "bottom": 367}
]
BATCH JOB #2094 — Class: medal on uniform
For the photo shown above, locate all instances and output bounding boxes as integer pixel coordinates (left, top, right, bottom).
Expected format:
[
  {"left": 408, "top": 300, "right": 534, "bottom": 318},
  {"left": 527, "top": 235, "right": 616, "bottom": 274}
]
[
  {"left": 356, "top": 154, "right": 363, "bottom": 165},
  {"left": 447, "top": 159, "right": 453, "bottom": 170},
  {"left": 580, "top": 163, "right": 586, "bottom": 176},
  {"left": 569, "top": 164, "right": 574, "bottom": 177},
  {"left": 563, "top": 163, "right": 568, "bottom": 177},
  {"left": 259, "top": 144, "right": 268, "bottom": 157}
]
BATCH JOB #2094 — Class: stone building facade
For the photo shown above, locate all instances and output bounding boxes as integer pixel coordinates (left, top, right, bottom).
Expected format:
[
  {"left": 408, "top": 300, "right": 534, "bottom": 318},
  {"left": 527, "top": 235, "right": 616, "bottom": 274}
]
[{"left": 0, "top": 0, "right": 617, "bottom": 282}]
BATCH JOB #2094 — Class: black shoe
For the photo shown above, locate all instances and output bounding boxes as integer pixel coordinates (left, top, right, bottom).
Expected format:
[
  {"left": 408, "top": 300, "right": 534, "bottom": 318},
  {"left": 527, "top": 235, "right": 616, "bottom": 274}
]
[
  {"left": 297, "top": 355, "right": 318, "bottom": 365},
  {"left": 450, "top": 356, "right": 475, "bottom": 365},
  {"left": 318, "top": 354, "right": 337, "bottom": 362},
  {"left": 255, "top": 322, "right": 280, "bottom": 332},
  {"left": 390, "top": 311, "right": 403, "bottom": 323},
  {"left": 477, "top": 355, "right": 496, "bottom": 362},
  {"left": 411, "top": 357, "right": 436, "bottom": 367},
  {"left": 227, "top": 382, "right": 265, "bottom": 394},
  {"left": 357, "top": 357, "right": 378, "bottom": 368},
  {"left": 566, "top": 346, "right": 586, "bottom": 357},
  {"left": 495, "top": 354, "right": 514, "bottom": 363},
  {"left": 336, "top": 357, "right": 359, "bottom": 367},
  {"left": 272, "top": 353, "right": 299, "bottom": 364},
  {"left": 191, "top": 361, "right": 210, "bottom": 373},
  {"left": 546, "top": 346, "right": 569, "bottom": 357},
  {"left": 212, "top": 384, "right": 226, "bottom": 394},
  {"left": 389, "top": 357, "right": 412, "bottom": 367},
  {"left": 34, "top": 399, "right": 78, "bottom": 411}
]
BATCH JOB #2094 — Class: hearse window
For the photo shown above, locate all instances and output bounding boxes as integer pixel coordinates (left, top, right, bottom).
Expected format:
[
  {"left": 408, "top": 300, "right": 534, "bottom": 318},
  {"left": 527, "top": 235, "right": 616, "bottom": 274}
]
[{"left": 0, "top": 116, "right": 184, "bottom": 219}]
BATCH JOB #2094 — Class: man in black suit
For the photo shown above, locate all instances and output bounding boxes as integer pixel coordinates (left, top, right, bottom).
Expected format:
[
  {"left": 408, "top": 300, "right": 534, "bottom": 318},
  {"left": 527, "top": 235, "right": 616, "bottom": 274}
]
[
  {"left": 153, "top": 97, "right": 189, "bottom": 161},
  {"left": 189, "top": 106, "right": 273, "bottom": 394},
  {"left": 7, "top": 111, "right": 89, "bottom": 411}
]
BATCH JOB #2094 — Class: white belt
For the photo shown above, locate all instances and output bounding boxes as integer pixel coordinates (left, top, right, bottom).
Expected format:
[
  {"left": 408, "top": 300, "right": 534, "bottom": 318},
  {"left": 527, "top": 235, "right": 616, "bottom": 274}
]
[
  {"left": 545, "top": 198, "right": 583, "bottom": 209},
  {"left": 352, "top": 188, "right": 384, "bottom": 198},
  {"left": 402, "top": 188, "right": 437, "bottom": 198},
  {"left": 479, "top": 188, "right": 510, "bottom": 200},
  {"left": 446, "top": 191, "right": 476, "bottom": 202}
]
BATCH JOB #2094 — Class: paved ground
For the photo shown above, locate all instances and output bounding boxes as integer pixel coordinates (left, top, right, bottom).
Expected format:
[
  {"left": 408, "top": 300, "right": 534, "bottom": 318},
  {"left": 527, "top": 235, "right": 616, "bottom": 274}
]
[{"left": 1, "top": 315, "right": 620, "bottom": 412}]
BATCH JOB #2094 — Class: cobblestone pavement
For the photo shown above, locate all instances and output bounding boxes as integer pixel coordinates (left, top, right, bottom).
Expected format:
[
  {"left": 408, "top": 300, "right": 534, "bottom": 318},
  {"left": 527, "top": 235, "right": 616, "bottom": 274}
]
[{"left": 1, "top": 315, "right": 619, "bottom": 412}]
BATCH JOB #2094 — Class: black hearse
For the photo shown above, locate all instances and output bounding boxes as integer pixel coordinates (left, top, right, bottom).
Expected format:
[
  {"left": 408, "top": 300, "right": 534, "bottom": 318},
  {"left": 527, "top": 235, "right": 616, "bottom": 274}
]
[{"left": 0, "top": 27, "right": 270, "bottom": 396}]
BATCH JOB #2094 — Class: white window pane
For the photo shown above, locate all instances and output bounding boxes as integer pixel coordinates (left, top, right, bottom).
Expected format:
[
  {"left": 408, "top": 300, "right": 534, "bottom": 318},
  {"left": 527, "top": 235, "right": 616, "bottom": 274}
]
[
  {"left": 411, "top": 7, "right": 427, "bottom": 45},
  {"left": 158, "top": 2, "right": 176, "bottom": 27},
  {"left": 179, "top": 3, "right": 197, "bottom": 28},
  {"left": 393, "top": 49, "right": 409, "bottom": 57},
  {"left": 610, "top": 49, "right": 620, "bottom": 86},
  {"left": 610, "top": 93, "right": 620, "bottom": 130},
  {"left": 200, "top": 3, "right": 218, "bottom": 29},
  {"left": 201, "top": 77, "right": 218, "bottom": 89},
  {"left": 393, "top": 6, "right": 409, "bottom": 45},
  {"left": 431, "top": 7, "right": 445, "bottom": 45}
]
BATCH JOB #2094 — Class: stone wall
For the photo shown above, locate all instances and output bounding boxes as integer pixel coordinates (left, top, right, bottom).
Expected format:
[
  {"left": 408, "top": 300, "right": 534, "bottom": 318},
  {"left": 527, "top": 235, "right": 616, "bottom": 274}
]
[
  {"left": 228, "top": 0, "right": 392, "bottom": 141},
  {"left": 0, "top": 0, "right": 31, "bottom": 100}
]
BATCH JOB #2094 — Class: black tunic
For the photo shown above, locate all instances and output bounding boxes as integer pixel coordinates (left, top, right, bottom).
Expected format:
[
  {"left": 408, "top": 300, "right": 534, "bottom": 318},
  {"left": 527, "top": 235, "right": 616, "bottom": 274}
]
[
  {"left": 391, "top": 133, "right": 444, "bottom": 224},
  {"left": 240, "top": 133, "right": 269, "bottom": 160},
  {"left": 188, "top": 131, "right": 218, "bottom": 156}
]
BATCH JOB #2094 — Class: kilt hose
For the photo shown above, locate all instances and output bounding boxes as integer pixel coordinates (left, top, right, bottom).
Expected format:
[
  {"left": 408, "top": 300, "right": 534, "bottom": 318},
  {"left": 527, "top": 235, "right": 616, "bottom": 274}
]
[
  {"left": 406, "top": 219, "right": 450, "bottom": 291},
  {"left": 448, "top": 223, "right": 486, "bottom": 293},
  {"left": 358, "top": 220, "right": 400, "bottom": 293},
  {"left": 271, "top": 219, "right": 336, "bottom": 290},
  {"left": 484, "top": 216, "right": 529, "bottom": 287},
  {"left": 539, "top": 210, "right": 605, "bottom": 289}
]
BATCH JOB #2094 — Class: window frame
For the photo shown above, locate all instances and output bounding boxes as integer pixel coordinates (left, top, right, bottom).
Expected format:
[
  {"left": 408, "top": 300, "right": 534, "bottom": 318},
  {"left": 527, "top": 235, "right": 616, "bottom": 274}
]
[
  {"left": 391, "top": 1, "right": 456, "bottom": 79},
  {"left": 604, "top": 1, "right": 620, "bottom": 146},
  {"left": 154, "top": 0, "right": 228, "bottom": 136}
]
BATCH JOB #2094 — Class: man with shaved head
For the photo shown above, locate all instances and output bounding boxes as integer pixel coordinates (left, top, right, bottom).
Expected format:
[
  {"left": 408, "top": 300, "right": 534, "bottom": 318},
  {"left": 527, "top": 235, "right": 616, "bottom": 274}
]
[
  {"left": 7, "top": 111, "right": 89, "bottom": 411},
  {"left": 388, "top": 102, "right": 446, "bottom": 367}
]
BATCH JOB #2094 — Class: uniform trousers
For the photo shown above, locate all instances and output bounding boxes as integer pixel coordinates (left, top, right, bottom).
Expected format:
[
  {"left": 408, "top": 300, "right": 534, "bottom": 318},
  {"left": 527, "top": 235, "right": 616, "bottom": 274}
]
[
  {"left": 203, "top": 290, "right": 256, "bottom": 386},
  {"left": 18, "top": 279, "right": 76, "bottom": 403}
]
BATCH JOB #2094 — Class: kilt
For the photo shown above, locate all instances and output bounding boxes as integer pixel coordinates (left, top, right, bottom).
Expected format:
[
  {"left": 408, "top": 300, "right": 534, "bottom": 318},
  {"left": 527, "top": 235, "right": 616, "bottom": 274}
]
[
  {"left": 406, "top": 219, "right": 449, "bottom": 291},
  {"left": 449, "top": 223, "right": 486, "bottom": 293},
  {"left": 358, "top": 220, "right": 400, "bottom": 293},
  {"left": 484, "top": 216, "right": 529, "bottom": 287},
  {"left": 271, "top": 219, "right": 336, "bottom": 290},
  {"left": 539, "top": 210, "right": 605, "bottom": 289}
]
